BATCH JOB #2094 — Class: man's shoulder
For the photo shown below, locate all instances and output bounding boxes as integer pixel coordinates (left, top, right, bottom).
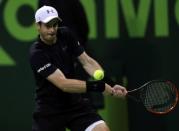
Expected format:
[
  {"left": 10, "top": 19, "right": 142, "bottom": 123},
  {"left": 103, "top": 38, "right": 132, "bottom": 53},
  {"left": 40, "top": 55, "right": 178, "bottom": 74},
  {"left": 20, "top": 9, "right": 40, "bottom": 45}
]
[
  {"left": 30, "top": 41, "right": 39, "bottom": 51},
  {"left": 58, "top": 26, "right": 71, "bottom": 35},
  {"left": 29, "top": 41, "right": 43, "bottom": 56},
  {"left": 58, "top": 26, "right": 77, "bottom": 38}
]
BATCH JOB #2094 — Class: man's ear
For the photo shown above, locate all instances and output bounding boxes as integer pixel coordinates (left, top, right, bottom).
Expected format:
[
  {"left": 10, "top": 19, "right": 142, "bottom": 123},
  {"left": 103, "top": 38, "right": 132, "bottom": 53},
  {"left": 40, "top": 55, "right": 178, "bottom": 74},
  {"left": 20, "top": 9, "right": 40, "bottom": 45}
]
[{"left": 36, "top": 23, "right": 40, "bottom": 31}]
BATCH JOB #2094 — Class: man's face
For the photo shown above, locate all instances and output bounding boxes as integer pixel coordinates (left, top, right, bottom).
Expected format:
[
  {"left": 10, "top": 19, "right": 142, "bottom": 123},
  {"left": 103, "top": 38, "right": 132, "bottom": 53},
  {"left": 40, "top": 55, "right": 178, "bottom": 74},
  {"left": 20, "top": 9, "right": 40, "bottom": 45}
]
[{"left": 37, "top": 18, "right": 59, "bottom": 44}]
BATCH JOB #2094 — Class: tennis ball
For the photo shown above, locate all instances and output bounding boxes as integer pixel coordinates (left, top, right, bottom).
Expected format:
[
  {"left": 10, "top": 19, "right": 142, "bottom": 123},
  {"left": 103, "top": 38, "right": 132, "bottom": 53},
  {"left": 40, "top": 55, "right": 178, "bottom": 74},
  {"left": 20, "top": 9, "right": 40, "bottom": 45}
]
[{"left": 93, "top": 70, "right": 104, "bottom": 80}]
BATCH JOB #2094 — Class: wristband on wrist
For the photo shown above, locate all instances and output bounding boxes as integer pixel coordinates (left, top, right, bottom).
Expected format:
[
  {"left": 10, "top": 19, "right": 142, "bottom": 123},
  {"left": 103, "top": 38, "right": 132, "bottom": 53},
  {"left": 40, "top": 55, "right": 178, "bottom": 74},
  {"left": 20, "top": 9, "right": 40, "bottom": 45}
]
[
  {"left": 102, "top": 76, "right": 115, "bottom": 87},
  {"left": 86, "top": 81, "right": 105, "bottom": 92}
]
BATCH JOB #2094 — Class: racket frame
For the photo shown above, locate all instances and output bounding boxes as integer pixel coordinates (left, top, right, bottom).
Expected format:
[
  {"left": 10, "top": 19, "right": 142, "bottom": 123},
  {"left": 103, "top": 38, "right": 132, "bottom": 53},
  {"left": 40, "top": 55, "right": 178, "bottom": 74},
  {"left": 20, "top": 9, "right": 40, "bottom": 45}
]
[{"left": 127, "top": 80, "right": 179, "bottom": 115}]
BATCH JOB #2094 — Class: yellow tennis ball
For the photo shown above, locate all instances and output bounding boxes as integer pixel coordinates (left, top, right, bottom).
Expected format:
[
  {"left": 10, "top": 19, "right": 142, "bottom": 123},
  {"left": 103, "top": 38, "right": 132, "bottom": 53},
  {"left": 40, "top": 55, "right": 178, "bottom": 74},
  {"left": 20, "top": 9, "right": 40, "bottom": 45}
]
[{"left": 93, "top": 70, "right": 104, "bottom": 80}]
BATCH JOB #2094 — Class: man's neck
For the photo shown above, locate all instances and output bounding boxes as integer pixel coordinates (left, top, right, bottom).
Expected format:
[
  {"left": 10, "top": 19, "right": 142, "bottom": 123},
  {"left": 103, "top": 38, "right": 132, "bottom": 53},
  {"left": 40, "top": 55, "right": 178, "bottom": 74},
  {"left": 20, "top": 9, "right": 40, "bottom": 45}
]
[{"left": 40, "top": 36, "right": 57, "bottom": 45}]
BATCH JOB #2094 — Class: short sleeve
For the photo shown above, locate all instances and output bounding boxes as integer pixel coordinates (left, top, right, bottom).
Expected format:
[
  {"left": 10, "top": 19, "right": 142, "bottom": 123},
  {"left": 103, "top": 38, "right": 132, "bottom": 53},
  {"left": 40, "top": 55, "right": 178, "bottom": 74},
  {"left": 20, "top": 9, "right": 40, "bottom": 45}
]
[
  {"left": 71, "top": 40, "right": 84, "bottom": 57},
  {"left": 59, "top": 27, "right": 85, "bottom": 57},
  {"left": 29, "top": 51, "right": 57, "bottom": 78}
]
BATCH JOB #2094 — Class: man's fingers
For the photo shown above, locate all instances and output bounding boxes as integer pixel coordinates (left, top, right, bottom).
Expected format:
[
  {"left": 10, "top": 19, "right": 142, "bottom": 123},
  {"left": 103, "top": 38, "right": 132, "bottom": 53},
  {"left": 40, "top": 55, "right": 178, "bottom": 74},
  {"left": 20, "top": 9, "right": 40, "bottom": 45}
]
[{"left": 112, "top": 85, "right": 127, "bottom": 97}]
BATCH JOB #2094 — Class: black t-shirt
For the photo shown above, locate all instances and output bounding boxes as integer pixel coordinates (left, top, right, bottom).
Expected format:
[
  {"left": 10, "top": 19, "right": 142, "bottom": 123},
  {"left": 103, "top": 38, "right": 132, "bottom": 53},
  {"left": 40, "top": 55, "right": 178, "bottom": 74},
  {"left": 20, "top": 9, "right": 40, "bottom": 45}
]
[{"left": 29, "top": 27, "right": 85, "bottom": 114}]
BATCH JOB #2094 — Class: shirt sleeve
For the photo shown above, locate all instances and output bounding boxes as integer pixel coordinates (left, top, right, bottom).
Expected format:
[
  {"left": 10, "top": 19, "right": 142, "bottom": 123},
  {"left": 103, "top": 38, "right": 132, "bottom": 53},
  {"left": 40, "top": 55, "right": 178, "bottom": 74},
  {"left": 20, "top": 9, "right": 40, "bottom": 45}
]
[
  {"left": 60, "top": 27, "right": 85, "bottom": 57},
  {"left": 30, "top": 51, "right": 57, "bottom": 78},
  {"left": 71, "top": 40, "right": 85, "bottom": 57}
]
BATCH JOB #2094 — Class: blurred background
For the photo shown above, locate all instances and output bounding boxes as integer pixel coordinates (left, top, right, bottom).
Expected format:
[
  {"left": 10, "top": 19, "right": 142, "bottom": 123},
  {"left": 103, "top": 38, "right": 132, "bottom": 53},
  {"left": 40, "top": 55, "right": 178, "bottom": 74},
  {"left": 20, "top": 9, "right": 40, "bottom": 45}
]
[{"left": 0, "top": 0, "right": 179, "bottom": 131}]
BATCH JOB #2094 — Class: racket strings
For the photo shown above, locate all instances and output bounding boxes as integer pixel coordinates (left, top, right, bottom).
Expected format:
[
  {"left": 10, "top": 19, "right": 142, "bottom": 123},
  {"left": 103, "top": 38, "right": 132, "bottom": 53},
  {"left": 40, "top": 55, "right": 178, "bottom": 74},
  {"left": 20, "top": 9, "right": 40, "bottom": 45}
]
[{"left": 140, "top": 82, "right": 177, "bottom": 113}]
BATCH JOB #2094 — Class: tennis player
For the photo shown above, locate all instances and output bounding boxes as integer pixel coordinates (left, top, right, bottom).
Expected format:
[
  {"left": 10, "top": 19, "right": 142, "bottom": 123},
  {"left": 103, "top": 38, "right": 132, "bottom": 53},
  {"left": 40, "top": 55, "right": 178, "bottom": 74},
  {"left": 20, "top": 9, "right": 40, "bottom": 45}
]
[{"left": 29, "top": 6, "right": 127, "bottom": 131}]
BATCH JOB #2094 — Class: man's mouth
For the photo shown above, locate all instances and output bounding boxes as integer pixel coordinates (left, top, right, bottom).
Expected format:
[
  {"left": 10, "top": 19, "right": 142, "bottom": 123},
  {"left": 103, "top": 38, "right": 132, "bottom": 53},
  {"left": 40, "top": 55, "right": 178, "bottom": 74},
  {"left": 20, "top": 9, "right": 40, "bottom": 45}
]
[{"left": 49, "top": 33, "right": 56, "bottom": 37}]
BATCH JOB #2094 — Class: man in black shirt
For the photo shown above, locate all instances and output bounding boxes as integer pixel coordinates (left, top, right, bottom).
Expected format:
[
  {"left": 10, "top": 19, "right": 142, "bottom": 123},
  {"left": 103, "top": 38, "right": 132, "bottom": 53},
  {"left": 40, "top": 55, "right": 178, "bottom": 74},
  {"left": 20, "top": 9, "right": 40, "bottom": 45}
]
[
  {"left": 38, "top": 0, "right": 105, "bottom": 110},
  {"left": 30, "top": 6, "right": 127, "bottom": 131}
]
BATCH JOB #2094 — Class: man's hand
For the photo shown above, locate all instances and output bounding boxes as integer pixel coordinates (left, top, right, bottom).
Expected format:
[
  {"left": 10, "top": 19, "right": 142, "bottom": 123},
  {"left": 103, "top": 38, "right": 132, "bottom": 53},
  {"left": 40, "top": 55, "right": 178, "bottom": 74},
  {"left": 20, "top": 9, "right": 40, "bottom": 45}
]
[
  {"left": 103, "top": 84, "right": 114, "bottom": 96},
  {"left": 103, "top": 83, "right": 127, "bottom": 98},
  {"left": 112, "top": 85, "right": 127, "bottom": 98}
]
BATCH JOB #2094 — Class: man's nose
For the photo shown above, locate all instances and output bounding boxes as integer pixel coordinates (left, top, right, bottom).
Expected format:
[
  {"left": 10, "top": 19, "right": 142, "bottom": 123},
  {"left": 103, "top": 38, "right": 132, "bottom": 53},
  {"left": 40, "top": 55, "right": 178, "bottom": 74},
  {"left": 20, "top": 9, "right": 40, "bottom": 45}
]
[{"left": 49, "top": 26, "right": 56, "bottom": 32}]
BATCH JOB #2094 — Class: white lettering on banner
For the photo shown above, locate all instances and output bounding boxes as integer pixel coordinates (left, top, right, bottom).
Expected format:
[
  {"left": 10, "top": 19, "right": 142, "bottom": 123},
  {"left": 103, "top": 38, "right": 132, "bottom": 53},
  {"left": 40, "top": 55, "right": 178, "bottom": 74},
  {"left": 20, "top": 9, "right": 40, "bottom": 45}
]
[{"left": 37, "top": 63, "right": 51, "bottom": 73}]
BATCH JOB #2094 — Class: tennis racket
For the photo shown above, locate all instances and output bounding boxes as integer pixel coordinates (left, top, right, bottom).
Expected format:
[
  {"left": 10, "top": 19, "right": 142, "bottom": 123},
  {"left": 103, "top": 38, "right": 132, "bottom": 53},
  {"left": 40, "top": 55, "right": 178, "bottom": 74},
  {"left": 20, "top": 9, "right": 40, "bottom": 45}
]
[{"left": 127, "top": 80, "right": 179, "bottom": 115}]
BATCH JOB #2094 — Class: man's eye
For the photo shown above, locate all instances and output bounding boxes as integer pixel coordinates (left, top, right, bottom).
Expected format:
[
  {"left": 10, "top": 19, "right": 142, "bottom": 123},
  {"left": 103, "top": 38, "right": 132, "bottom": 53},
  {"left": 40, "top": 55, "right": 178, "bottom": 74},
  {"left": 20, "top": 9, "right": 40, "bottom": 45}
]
[
  {"left": 46, "top": 23, "right": 58, "bottom": 28},
  {"left": 52, "top": 22, "right": 58, "bottom": 27},
  {"left": 46, "top": 25, "right": 51, "bottom": 28},
  {"left": 45, "top": 24, "right": 51, "bottom": 28}
]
